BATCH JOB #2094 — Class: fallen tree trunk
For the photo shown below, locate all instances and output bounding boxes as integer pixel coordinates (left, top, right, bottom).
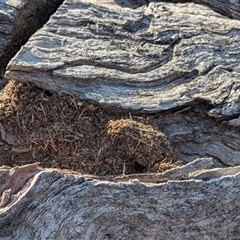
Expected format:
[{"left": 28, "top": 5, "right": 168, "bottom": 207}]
[
  {"left": 5, "top": 0, "right": 240, "bottom": 165},
  {"left": 2, "top": 0, "right": 240, "bottom": 238},
  {"left": 0, "top": 161, "right": 240, "bottom": 239},
  {"left": 6, "top": 0, "right": 240, "bottom": 118}
]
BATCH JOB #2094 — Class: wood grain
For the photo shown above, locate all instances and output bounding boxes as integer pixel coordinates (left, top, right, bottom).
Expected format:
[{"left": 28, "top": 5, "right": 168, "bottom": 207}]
[
  {"left": 6, "top": 0, "right": 240, "bottom": 119},
  {"left": 0, "top": 162, "right": 240, "bottom": 239}
]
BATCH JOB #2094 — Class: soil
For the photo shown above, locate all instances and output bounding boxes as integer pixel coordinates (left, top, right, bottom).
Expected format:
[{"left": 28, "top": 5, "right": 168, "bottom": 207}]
[{"left": 0, "top": 80, "right": 184, "bottom": 176}]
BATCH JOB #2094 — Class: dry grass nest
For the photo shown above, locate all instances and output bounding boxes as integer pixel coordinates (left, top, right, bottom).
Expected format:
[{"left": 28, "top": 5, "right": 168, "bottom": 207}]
[{"left": 0, "top": 80, "right": 184, "bottom": 175}]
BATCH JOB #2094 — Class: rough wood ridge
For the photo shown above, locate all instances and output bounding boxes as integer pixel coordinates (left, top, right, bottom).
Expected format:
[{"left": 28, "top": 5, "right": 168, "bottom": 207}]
[
  {"left": 6, "top": 0, "right": 240, "bottom": 120},
  {"left": 0, "top": 160, "right": 240, "bottom": 239}
]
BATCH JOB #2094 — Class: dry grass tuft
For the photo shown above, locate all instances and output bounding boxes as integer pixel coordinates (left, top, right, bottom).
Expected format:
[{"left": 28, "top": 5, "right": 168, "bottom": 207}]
[
  {"left": 0, "top": 80, "right": 184, "bottom": 175},
  {"left": 106, "top": 119, "right": 180, "bottom": 174}
]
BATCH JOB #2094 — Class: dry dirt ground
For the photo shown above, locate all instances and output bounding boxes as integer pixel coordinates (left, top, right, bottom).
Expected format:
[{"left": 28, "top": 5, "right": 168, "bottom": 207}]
[{"left": 0, "top": 81, "right": 184, "bottom": 176}]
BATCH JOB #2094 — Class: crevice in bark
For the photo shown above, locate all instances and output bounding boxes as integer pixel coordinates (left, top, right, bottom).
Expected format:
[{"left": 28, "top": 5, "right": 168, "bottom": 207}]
[{"left": 1, "top": 0, "right": 64, "bottom": 70}]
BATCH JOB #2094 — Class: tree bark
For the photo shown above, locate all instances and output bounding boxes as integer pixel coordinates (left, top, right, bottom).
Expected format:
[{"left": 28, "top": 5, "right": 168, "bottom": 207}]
[
  {"left": 6, "top": 0, "right": 240, "bottom": 118},
  {"left": 169, "top": 0, "right": 240, "bottom": 20}
]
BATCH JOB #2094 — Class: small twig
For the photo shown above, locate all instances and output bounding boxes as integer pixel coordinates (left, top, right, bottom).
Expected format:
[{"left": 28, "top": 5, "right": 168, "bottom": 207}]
[
  {"left": 16, "top": 111, "right": 25, "bottom": 130},
  {"left": 40, "top": 103, "right": 46, "bottom": 117},
  {"left": 77, "top": 107, "right": 86, "bottom": 120},
  {"left": 122, "top": 162, "right": 126, "bottom": 176}
]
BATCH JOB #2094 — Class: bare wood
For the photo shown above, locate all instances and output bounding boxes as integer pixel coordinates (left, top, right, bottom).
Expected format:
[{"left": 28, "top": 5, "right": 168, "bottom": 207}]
[
  {"left": 0, "top": 163, "right": 240, "bottom": 239},
  {"left": 86, "top": 0, "right": 240, "bottom": 19},
  {"left": 194, "top": 0, "right": 240, "bottom": 20},
  {"left": 5, "top": 0, "right": 240, "bottom": 166},
  {"left": 6, "top": 1, "right": 240, "bottom": 118}
]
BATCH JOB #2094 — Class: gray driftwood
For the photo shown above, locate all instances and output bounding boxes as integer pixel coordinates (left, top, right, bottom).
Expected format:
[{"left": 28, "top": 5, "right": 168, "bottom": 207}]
[
  {"left": 6, "top": 0, "right": 240, "bottom": 118},
  {"left": 0, "top": 0, "right": 63, "bottom": 70},
  {"left": 0, "top": 161, "right": 240, "bottom": 239},
  {"left": 2, "top": 1, "right": 240, "bottom": 238},
  {"left": 76, "top": 0, "right": 240, "bottom": 19},
  {"left": 183, "top": 0, "right": 240, "bottom": 20},
  {"left": 5, "top": 0, "right": 240, "bottom": 166},
  {"left": 156, "top": 109, "right": 240, "bottom": 166}
]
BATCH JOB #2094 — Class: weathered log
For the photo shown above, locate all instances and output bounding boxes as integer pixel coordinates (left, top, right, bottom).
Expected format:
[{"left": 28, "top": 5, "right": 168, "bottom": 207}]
[
  {"left": 5, "top": 0, "right": 240, "bottom": 166},
  {"left": 155, "top": 108, "right": 240, "bottom": 166},
  {"left": 0, "top": 162, "right": 240, "bottom": 239},
  {"left": 0, "top": 0, "right": 63, "bottom": 70},
  {"left": 166, "top": 0, "right": 240, "bottom": 20},
  {"left": 1, "top": 1, "right": 240, "bottom": 238},
  {"left": 6, "top": 0, "right": 240, "bottom": 119}
]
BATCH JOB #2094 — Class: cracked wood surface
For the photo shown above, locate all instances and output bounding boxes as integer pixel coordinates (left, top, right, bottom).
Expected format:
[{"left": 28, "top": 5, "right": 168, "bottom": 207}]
[
  {"left": 5, "top": 0, "right": 240, "bottom": 167},
  {"left": 6, "top": 0, "right": 240, "bottom": 119},
  {"left": 0, "top": 162, "right": 240, "bottom": 239},
  {"left": 182, "top": 0, "right": 240, "bottom": 20},
  {"left": 2, "top": 1, "right": 240, "bottom": 238},
  {"left": 78, "top": 0, "right": 240, "bottom": 19},
  {"left": 157, "top": 109, "right": 240, "bottom": 166}
]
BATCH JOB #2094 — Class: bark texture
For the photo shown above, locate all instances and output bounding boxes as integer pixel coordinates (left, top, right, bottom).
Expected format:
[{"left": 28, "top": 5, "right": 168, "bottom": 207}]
[
  {"left": 80, "top": 0, "right": 240, "bottom": 19},
  {"left": 0, "top": 162, "right": 240, "bottom": 239},
  {"left": 171, "top": 0, "right": 240, "bottom": 20},
  {"left": 157, "top": 109, "right": 240, "bottom": 166}
]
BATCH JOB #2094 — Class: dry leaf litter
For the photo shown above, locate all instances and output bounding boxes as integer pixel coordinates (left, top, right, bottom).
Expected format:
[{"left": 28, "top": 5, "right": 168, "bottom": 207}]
[{"left": 0, "top": 80, "right": 184, "bottom": 175}]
